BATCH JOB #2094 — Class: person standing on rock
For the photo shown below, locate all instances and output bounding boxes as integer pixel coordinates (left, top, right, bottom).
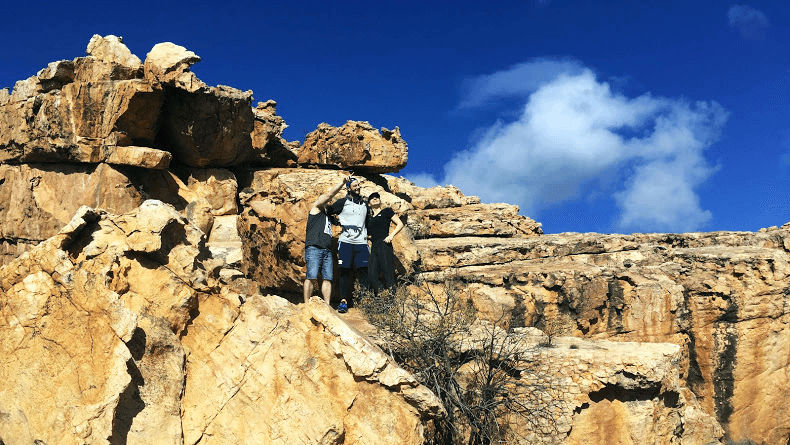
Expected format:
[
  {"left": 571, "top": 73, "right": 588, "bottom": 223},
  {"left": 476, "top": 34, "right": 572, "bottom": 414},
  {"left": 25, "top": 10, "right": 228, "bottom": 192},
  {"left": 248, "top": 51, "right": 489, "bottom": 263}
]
[
  {"left": 328, "top": 177, "right": 370, "bottom": 309},
  {"left": 304, "top": 176, "right": 348, "bottom": 304},
  {"left": 366, "top": 192, "right": 404, "bottom": 291}
]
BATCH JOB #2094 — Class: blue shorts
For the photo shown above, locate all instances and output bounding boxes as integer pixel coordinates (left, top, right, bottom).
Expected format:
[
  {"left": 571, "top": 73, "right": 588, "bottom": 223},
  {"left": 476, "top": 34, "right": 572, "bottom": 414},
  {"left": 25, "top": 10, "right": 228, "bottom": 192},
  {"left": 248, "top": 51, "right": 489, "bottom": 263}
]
[
  {"left": 337, "top": 241, "right": 369, "bottom": 268},
  {"left": 305, "top": 245, "right": 333, "bottom": 280}
]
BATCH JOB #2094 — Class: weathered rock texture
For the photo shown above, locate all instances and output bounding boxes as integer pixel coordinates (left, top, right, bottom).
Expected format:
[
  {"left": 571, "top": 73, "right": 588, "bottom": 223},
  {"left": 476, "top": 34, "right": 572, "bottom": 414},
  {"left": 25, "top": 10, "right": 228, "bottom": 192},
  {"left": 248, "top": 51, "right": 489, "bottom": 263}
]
[
  {"left": 238, "top": 168, "right": 423, "bottom": 295},
  {"left": 0, "top": 35, "right": 284, "bottom": 170},
  {"left": 0, "top": 202, "right": 441, "bottom": 444},
  {"left": 298, "top": 121, "right": 408, "bottom": 173},
  {"left": 1, "top": 35, "right": 787, "bottom": 445},
  {"left": 451, "top": 327, "right": 723, "bottom": 444},
  {"left": 0, "top": 163, "right": 244, "bottom": 267},
  {"left": 416, "top": 228, "right": 790, "bottom": 444}
]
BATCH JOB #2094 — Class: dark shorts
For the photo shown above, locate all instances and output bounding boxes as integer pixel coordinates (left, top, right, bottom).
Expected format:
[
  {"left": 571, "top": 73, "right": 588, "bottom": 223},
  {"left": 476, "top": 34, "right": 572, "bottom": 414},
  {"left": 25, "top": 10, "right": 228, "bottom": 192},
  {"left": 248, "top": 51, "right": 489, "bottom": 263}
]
[
  {"left": 337, "top": 241, "right": 369, "bottom": 268},
  {"left": 305, "top": 245, "right": 333, "bottom": 280}
]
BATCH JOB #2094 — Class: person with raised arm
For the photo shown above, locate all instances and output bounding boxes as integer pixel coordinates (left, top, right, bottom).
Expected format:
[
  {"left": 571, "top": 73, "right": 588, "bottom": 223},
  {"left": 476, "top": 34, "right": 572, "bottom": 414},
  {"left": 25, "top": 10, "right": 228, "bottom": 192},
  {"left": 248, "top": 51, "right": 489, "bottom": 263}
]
[{"left": 303, "top": 175, "right": 348, "bottom": 304}]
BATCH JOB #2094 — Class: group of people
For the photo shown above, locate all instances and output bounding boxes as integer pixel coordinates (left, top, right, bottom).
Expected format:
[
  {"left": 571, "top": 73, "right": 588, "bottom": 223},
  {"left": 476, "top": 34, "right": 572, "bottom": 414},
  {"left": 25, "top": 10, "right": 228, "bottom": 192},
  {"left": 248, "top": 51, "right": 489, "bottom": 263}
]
[{"left": 303, "top": 175, "right": 404, "bottom": 312}]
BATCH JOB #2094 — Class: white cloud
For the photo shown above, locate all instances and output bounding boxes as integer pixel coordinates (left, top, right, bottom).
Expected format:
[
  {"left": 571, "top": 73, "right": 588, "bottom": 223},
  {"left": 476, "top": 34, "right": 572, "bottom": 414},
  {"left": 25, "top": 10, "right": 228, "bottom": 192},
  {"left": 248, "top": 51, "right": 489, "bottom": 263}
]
[
  {"left": 728, "top": 5, "right": 770, "bottom": 39},
  {"left": 443, "top": 64, "right": 728, "bottom": 233},
  {"left": 459, "top": 58, "right": 585, "bottom": 109},
  {"left": 404, "top": 172, "right": 440, "bottom": 189}
]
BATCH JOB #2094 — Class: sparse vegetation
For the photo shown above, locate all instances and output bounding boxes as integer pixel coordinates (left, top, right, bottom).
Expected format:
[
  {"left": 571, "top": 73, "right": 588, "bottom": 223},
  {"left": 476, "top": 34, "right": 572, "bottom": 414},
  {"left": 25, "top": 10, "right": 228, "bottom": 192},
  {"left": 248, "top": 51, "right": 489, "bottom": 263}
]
[
  {"left": 356, "top": 276, "right": 565, "bottom": 445},
  {"left": 540, "top": 315, "right": 569, "bottom": 348}
]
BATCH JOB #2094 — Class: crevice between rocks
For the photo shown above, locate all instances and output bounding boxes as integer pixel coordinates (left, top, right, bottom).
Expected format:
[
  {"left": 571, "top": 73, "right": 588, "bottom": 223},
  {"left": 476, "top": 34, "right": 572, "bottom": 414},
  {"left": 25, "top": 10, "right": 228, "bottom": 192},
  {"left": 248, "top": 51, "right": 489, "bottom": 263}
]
[{"left": 108, "top": 358, "right": 145, "bottom": 445}]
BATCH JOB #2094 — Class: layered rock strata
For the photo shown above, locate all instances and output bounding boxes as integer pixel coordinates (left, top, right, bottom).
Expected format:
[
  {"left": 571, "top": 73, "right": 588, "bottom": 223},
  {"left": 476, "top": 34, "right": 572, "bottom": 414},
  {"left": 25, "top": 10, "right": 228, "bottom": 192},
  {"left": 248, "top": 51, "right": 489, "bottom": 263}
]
[
  {"left": 415, "top": 228, "right": 790, "bottom": 444},
  {"left": 454, "top": 327, "right": 724, "bottom": 444}
]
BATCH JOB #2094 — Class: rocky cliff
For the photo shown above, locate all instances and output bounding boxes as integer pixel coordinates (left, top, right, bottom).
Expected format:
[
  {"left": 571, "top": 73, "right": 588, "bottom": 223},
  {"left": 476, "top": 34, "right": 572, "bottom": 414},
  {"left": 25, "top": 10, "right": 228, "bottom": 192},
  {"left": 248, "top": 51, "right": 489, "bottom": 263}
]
[{"left": 0, "top": 35, "right": 787, "bottom": 445}]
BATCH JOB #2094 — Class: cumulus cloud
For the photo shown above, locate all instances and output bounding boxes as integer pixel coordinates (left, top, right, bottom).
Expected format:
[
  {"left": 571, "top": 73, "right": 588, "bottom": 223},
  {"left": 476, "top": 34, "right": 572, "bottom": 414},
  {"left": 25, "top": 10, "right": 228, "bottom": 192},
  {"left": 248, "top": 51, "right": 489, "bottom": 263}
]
[
  {"left": 459, "top": 59, "right": 585, "bottom": 109},
  {"left": 728, "top": 5, "right": 770, "bottom": 39},
  {"left": 439, "top": 63, "right": 728, "bottom": 233}
]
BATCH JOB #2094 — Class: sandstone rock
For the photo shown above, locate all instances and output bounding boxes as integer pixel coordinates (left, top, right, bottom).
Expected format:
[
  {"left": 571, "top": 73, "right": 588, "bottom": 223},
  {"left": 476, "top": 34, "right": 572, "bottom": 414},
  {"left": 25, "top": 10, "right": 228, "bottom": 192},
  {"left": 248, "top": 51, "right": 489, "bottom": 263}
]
[
  {"left": 37, "top": 60, "right": 75, "bottom": 93},
  {"left": 0, "top": 36, "right": 261, "bottom": 169},
  {"left": 143, "top": 41, "right": 205, "bottom": 92},
  {"left": 414, "top": 236, "right": 544, "bottom": 271},
  {"left": 0, "top": 204, "right": 202, "bottom": 444},
  {"left": 207, "top": 215, "right": 243, "bottom": 268},
  {"left": 106, "top": 145, "right": 172, "bottom": 169},
  {"left": 417, "top": 230, "right": 790, "bottom": 444},
  {"left": 409, "top": 203, "right": 543, "bottom": 239},
  {"left": 179, "top": 167, "right": 239, "bottom": 216},
  {"left": 0, "top": 163, "right": 145, "bottom": 248},
  {"left": 0, "top": 203, "right": 439, "bottom": 444},
  {"left": 298, "top": 121, "right": 408, "bottom": 173},
  {"left": 386, "top": 176, "right": 481, "bottom": 210},
  {"left": 238, "top": 168, "right": 420, "bottom": 295},
  {"left": 0, "top": 163, "right": 197, "bottom": 267},
  {"left": 180, "top": 296, "right": 443, "bottom": 444},
  {"left": 0, "top": 72, "right": 164, "bottom": 165},
  {"left": 446, "top": 328, "right": 724, "bottom": 444},
  {"left": 159, "top": 85, "right": 255, "bottom": 167},
  {"left": 85, "top": 34, "right": 143, "bottom": 80},
  {"left": 10, "top": 75, "right": 42, "bottom": 101},
  {"left": 249, "top": 100, "right": 299, "bottom": 166}
]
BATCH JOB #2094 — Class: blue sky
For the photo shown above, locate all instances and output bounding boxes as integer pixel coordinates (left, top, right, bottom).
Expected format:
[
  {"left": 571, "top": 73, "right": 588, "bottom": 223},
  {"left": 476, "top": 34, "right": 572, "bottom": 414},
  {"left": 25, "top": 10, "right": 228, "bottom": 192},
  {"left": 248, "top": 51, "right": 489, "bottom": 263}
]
[{"left": 1, "top": 1, "right": 788, "bottom": 234}]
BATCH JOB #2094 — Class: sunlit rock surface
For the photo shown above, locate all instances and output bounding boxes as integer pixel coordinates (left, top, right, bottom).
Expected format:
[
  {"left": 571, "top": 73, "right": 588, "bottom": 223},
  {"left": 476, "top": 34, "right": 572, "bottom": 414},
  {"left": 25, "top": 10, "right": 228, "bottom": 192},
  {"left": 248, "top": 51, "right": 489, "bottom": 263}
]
[
  {"left": 1, "top": 35, "right": 788, "bottom": 445},
  {"left": 0, "top": 203, "right": 441, "bottom": 444},
  {"left": 298, "top": 120, "right": 408, "bottom": 172}
]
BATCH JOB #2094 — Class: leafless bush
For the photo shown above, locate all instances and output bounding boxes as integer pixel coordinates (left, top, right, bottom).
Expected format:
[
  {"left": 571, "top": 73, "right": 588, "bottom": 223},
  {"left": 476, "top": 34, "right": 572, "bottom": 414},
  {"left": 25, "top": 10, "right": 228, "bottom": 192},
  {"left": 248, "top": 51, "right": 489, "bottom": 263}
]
[{"left": 356, "top": 276, "right": 565, "bottom": 445}]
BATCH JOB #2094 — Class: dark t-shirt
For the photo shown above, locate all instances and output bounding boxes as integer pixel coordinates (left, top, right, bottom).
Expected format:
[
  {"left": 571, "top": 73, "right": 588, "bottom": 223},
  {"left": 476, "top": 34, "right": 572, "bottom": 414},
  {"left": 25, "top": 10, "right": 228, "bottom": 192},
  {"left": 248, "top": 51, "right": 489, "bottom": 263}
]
[
  {"left": 367, "top": 208, "right": 395, "bottom": 242},
  {"left": 305, "top": 211, "right": 333, "bottom": 250}
]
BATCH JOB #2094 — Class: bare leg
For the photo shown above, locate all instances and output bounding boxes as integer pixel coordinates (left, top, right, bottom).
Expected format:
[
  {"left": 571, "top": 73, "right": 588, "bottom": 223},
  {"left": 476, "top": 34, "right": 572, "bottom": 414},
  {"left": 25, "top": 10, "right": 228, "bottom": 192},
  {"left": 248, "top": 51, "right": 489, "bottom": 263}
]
[
  {"left": 303, "top": 279, "right": 316, "bottom": 303},
  {"left": 321, "top": 280, "right": 333, "bottom": 305}
]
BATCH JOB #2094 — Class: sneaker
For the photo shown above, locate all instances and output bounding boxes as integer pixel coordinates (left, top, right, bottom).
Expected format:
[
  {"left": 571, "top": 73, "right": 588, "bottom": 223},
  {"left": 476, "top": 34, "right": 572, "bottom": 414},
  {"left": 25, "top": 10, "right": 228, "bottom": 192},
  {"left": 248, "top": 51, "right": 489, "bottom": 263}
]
[{"left": 337, "top": 299, "right": 348, "bottom": 313}]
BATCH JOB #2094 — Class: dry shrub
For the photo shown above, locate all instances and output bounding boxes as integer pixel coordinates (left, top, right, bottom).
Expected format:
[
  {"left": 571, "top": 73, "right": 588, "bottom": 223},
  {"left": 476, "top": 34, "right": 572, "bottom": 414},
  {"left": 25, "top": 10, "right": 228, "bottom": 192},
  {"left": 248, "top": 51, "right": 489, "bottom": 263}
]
[{"left": 356, "top": 276, "right": 565, "bottom": 445}]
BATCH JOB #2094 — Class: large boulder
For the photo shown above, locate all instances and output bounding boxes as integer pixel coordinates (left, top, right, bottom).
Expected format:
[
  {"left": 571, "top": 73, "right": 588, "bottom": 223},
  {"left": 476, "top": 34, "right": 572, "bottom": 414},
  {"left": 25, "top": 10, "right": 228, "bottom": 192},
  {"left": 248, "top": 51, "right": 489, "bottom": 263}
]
[
  {"left": 0, "top": 163, "right": 198, "bottom": 267},
  {"left": 181, "top": 296, "right": 442, "bottom": 444},
  {"left": 0, "top": 35, "right": 168, "bottom": 168},
  {"left": 0, "top": 36, "right": 264, "bottom": 169},
  {"left": 156, "top": 84, "right": 255, "bottom": 167},
  {"left": 0, "top": 203, "right": 442, "bottom": 444},
  {"left": 249, "top": 100, "right": 299, "bottom": 166},
  {"left": 298, "top": 121, "right": 408, "bottom": 173}
]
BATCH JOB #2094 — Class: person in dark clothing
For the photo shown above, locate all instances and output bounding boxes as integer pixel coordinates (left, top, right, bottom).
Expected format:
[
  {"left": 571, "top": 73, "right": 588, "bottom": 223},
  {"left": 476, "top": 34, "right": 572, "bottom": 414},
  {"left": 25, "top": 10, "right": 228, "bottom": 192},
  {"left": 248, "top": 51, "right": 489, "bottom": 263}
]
[
  {"left": 303, "top": 176, "right": 348, "bottom": 304},
  {"left": 328, "top": 177, "right": 371, "bottom": 305},
  {"left": 366, "top": 192, "right": 404, "bottom": 291}
]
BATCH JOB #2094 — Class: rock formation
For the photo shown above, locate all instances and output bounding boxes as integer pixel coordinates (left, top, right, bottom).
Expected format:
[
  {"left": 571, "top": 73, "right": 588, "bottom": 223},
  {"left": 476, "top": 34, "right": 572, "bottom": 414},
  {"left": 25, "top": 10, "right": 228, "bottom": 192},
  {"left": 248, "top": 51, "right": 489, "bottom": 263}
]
[
  {"left": 416, "top": 228, "right": 790, "bottom": 445},
  {"left": 298, "top": 121, "right": 409, "bottom": 172},
  {"left": 0, "top": 203, "right": 441, "bottom": 444},
  {"left": 0, "top": 35, "right": 787, "bottom": 445}
]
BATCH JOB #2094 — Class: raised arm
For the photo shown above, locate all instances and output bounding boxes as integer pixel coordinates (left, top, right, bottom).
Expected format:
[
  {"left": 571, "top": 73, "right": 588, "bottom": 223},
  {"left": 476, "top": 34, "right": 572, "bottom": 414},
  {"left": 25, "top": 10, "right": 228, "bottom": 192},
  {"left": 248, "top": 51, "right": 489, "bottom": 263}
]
[
  {"left": 310, "top": 175, "right": 349, "bottom": 215},
  {"left": 384, "top": 213, "right": 405, "bottom": 244}
]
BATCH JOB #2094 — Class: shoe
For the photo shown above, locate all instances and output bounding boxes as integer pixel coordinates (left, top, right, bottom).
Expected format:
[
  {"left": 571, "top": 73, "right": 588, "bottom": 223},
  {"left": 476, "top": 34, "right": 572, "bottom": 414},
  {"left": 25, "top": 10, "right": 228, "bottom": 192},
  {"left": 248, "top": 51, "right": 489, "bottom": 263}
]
[{"left": 337, "top": 299, "right": 348, "bottom": 313}]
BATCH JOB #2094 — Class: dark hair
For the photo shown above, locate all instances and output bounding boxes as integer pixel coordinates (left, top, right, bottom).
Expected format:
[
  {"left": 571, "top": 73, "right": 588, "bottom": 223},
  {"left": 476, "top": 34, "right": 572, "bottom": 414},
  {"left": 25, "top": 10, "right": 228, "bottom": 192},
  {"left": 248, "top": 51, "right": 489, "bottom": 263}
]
[{"left": 368, "top": 192, "right": 381, "bottom": 201}]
